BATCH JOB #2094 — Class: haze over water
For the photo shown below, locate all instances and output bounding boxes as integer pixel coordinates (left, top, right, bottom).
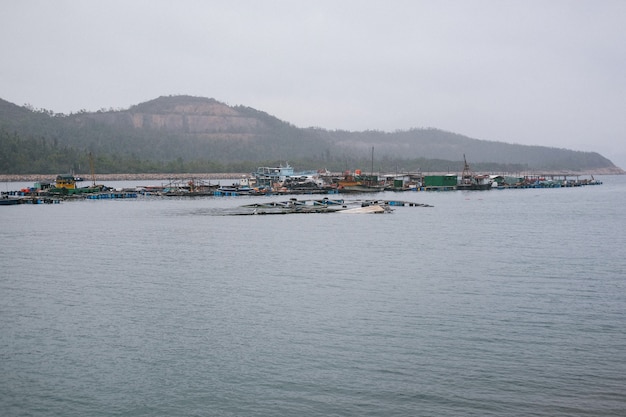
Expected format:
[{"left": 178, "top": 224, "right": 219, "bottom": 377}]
[{"left": 2, "top": 176, "right": 625, "bottom": 416}]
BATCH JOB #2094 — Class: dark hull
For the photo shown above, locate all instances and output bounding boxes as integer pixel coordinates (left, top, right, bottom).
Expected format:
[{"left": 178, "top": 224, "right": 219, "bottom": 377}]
[
  {"left": 456, "top": 183, "right": 492, "bottom": 191},
  {"left": 338, "top": 185, "right": 385, "bottom": 193},
  {"left": 0, "top": 198, "right": 21, "bottom": 205}
]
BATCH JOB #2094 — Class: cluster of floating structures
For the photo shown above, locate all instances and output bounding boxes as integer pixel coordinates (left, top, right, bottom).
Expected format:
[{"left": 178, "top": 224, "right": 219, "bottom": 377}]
[
  {"left": 1, "top": 157, "right": 604, "bottom": 206},
  {"left": 1, "top": 174, "right": 138, "bottom": 205},
  {"left": 135, "top": 159, "right": 602, "bottom": 197}
]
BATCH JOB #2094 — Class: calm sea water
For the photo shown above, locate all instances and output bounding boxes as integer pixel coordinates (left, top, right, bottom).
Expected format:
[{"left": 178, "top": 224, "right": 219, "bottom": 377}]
[{"left": 2, "top": 176, "right": 625, "bottom": 416}]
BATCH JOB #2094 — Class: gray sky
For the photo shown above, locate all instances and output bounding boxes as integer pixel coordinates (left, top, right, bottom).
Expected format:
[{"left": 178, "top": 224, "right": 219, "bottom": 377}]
[{"left": 2, "top": 0, "right": 625, "bottom": 168}]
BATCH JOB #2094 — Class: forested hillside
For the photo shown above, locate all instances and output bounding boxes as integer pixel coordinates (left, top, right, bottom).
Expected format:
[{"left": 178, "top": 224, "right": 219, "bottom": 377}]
[{"left": 0, "top": 95, "right": 622, "bottom": 175}]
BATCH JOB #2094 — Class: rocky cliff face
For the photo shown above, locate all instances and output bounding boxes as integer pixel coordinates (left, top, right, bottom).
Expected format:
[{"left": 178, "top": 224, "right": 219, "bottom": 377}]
[
  {"left": 74, "top": 96, "right": 272, "bottom": 134},
  {"left": 127, "top": 112, "right": 266, "bottom": 133}
]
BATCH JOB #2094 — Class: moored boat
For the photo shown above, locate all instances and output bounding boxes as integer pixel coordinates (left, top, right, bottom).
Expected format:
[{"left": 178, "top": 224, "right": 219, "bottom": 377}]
[
  {"left": 46, "top": 174, "right": 103, "bottom": 195},
  {"left": 456, "top": 155, "right": 493, "bottom": 190}
]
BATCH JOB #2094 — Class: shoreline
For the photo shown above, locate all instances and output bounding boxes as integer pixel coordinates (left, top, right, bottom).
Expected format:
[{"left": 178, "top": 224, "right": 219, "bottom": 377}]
[
  {"left": 0, "top": 173, "right": 250, "bottom": 183},
  {"left": 0, "top": 167, "right": 623, "bottom": 183}
]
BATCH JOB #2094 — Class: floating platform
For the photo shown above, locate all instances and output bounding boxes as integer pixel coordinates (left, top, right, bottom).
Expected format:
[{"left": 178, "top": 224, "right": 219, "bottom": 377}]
[
  {"left": 225, "top": 198, "right": 433, "bottom": 215},
  {"left": 0, "top": 196, "right": 60, "bottom": 205},
  {"left": 85, "top": 192, "right": 138, "bottom": 200}
]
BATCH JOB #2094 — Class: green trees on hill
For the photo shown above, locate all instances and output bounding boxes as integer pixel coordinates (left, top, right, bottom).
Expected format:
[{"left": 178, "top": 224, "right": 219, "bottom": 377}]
[
  {"left": 0, "top": 127, "right": 427, "bottom": 174},
  {"left": 0, "top": 129, "right": 81, "bottom": 174}
]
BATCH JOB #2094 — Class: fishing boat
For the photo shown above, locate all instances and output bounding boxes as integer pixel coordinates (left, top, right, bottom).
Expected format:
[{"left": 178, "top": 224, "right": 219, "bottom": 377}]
[
  {"left": 338, "top": 183, "right": 386, "bottom": 193},
  {"left": 162, "top": 179, "right": 220, "bottom": 196},
  {"left": 253, "top": 163, "right": 297, "bottom": 188},
  {"left": 336, "top": 147, "right": 385, "bottom": 193},
  {"left": 46, "top": 174, "right": 102, "bottom": 195},
  {"left": 335, "top": 170, "right": 385, "bottom": 193},
  {"left": 456, "top": 155, "right": 493, "bottom": 190}
]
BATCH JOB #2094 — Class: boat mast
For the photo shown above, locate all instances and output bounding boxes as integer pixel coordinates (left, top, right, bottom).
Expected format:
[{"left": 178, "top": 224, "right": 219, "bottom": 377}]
[
  {"left": 89, "top": 152, "right": 97, "bottom": 187},
  {"left": 371, "top": 146, "right": 374, "bottom": 184}
]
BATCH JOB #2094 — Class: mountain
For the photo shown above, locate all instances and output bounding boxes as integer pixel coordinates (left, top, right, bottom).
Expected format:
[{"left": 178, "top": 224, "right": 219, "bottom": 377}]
[{"left": 0, "top": 95, "right": 622, "bottom": 175}]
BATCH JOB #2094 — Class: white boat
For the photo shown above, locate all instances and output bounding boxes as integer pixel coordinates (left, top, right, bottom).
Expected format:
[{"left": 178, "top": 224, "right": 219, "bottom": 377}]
[{"left": 337, "top": 204, "right": 387, "bottom": 214}]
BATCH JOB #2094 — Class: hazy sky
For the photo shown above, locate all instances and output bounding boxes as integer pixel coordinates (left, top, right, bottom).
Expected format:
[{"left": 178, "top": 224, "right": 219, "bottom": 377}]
[{"left": 2, "top": 0, "right": 625, "bottom": 168}]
